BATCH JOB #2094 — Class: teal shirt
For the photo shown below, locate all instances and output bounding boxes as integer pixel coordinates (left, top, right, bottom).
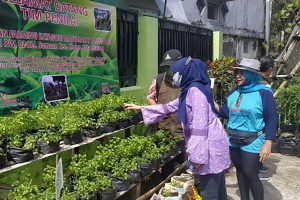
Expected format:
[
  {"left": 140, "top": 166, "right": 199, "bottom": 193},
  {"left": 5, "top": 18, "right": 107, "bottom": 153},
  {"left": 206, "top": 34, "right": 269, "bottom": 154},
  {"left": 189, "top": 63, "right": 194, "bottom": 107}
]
[{"left": 227, "top": 90, "right": 266, "bottom": 153}]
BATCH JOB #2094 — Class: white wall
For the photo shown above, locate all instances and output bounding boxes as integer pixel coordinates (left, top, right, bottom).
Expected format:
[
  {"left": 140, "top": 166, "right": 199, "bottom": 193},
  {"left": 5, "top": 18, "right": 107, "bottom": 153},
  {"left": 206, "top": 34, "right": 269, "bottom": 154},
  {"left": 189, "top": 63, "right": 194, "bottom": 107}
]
[
  {"left": 153, "top": 0, "right": 265, "bottom": 39},
  {"left": 223, "top": 35, "right": 261, "bottom": 59},
  {"left": 225, "top": 0, "right": 265, "bottom": 34}
]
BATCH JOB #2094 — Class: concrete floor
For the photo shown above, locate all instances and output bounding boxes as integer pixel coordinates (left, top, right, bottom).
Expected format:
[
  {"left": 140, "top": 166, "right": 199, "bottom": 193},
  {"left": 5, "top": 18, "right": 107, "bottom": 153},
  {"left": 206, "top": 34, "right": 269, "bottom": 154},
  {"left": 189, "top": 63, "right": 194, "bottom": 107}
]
[{"left": 226, "top": 153, "right": 300, "bottom": 200}]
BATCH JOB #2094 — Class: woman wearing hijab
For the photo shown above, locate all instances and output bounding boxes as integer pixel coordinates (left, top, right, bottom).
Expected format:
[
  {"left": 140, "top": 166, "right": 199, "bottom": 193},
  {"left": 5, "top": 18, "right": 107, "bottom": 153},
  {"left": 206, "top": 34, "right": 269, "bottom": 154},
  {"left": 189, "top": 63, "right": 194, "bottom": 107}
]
[
  {"left": 215, "top": 58, "right": 278, "bottom": 200},
  {"left": 125, "top": 57, "right": 231, "bottom": 200}
]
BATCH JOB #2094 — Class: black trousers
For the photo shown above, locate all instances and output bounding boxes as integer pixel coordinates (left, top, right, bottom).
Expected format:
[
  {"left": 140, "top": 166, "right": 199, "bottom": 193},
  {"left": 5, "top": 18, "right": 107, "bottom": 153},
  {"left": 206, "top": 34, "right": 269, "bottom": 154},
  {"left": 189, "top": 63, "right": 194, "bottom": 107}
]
[
  {"left": 230, "top": 147, "right": 264, "bottom": 200},
  {"left": 195, "top": 171, "right": 227, "bottom": 200}
]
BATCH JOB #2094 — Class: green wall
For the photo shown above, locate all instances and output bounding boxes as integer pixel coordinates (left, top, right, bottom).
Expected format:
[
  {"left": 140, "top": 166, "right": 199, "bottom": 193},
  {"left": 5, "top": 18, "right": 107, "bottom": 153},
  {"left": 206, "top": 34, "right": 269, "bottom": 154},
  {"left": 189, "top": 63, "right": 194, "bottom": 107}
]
[
  {"left": 121, "top": 16, "right": 159, "bottom": 104},
  {"left": 213, "top": 31, "right": 223, "bottom": 60},
  {"left": 137, "top": 16, "right": 159, "bottom": 101}
]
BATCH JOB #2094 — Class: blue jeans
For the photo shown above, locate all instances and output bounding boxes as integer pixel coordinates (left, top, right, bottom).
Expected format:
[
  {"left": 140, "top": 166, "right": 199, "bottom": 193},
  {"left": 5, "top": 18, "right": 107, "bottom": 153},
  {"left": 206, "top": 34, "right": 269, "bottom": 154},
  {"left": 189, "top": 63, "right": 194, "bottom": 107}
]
[{"left": 194, "top": 171, "right": 227, "bottom": 200}]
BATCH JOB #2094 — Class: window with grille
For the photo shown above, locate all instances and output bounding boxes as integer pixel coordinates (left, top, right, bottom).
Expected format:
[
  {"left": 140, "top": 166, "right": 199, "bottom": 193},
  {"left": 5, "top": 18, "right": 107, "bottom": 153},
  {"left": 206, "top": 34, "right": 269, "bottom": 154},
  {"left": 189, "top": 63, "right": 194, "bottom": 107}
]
[
  {"left": 117, "top": 9, "right": 138, "bottom": 88},
  {"left": 158, "top": 19, "right": 213, "bottom": 66}
]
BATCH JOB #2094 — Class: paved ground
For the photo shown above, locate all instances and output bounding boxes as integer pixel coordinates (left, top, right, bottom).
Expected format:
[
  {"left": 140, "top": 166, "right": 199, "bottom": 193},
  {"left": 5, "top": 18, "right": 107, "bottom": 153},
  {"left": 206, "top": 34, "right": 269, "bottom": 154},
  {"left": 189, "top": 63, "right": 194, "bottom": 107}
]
[{"left": 225, "top": 153, "right": 300, "bottom": 200}]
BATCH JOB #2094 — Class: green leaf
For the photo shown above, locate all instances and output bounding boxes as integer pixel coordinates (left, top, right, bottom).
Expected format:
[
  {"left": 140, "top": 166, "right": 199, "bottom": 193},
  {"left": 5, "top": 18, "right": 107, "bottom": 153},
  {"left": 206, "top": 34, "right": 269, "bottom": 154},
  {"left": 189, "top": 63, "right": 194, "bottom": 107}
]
[
  {"left": 23, "top": 20, "right": 42, "bottom": 32},
  {"left": 70, "top": 50, "right": 80, "bottom": 58},
  {"left": 6, "top": 4, "right": 19, "bottom": 20},
  {"left": 6, "top": 87, "right": 44, "bottom": 108},
  {"left": 20, "top": 74, "right": 41, "bottom": 88},
  {"left": 80, "top": 50, "right": 90, "bottom": 57},
  {"left": 285, "top": 27, "right": 292, "bottom": 33}
]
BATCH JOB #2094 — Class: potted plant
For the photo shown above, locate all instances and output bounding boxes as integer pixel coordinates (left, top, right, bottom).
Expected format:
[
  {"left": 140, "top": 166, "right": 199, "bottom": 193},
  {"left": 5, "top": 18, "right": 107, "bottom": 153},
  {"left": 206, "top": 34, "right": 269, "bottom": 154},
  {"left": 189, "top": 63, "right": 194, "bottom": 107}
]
[
  {"left": 171, "top": 175, "right": 194, "bottom": 189},
  {"left": 7, "top": 134, "right": 35, "bottom": 163},
  {"left": 36, "top": 129, "right": 61, "bottom": 154},
  {"left": 74, "top": 177, "right": 98, "bottom": 200},
  {"left": 81, "top": 118, "right": 99, "bottom": 138},
  {"left": 136, "top": 157, "right": 153, "bottom": 177},
  {"left": 115, "top": 111, "right": 130, "bottom": 129},
  {"left": 159, "top": 187, "right": 182, "bottom": 200},
  {"left": 170, "top": 181, "right": 186, "bottom": 195},
  {"left": 96, "top": 175, "right": 115, "bottom": 200},
  {"left": 111, "top": 165, "right": 130, "bottom": 191},
  {"left": 60, "top": 115, "right": 84, "bottom": 145},
  {"left": 34, "top": 105, "right": 62, "bottom": 154},
  {"left": 6, "top": 110, "right": 38, "bottom": 163},
  {"left": 97, "top": 112, "right": 117, "bottom": 133},
  {"left": 142, "top": 147, "right": 161, "bottom": 171},
  {"left": 119, "top": 157, "right": 142, "bottom": 183}
]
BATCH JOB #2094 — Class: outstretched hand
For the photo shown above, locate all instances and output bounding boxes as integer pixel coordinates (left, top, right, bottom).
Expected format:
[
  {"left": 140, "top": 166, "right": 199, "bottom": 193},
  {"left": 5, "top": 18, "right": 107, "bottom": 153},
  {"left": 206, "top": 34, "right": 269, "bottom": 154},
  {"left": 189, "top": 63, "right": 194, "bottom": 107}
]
[{"left": 124, "top": 103, "right": 142, "bottom": 111}]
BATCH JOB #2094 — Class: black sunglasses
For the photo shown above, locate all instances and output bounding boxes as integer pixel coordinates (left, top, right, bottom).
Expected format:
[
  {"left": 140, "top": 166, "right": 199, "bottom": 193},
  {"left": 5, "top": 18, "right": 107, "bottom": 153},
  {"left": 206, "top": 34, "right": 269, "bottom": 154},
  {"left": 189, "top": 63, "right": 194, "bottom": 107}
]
[{"left": 234, "top": 69, "right": 244, "bottom": 76}]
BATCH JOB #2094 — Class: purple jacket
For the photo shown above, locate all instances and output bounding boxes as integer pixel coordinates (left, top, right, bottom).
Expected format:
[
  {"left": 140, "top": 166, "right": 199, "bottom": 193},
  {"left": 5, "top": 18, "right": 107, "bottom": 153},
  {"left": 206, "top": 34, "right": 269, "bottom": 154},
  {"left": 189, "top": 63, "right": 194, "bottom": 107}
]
[{"left": 141, "top": 87, "right": 231, "bottom": 175}]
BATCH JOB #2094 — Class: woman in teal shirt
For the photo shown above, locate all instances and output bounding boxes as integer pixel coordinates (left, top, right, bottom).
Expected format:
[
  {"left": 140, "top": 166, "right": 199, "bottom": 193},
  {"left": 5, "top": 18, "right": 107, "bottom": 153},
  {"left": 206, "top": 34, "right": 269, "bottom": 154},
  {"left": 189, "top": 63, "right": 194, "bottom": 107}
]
[{"left": 215, "top": 58, "right": 278, "bottom": 200}]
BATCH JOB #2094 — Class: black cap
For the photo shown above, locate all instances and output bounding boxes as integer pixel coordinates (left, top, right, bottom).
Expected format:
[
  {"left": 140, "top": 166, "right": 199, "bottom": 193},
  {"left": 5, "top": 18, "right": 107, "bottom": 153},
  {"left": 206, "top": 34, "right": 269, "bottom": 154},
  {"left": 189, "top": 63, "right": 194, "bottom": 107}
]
[
  {"left": 260, "top": 56, "right": 274, "bottom": 72},
  {"left": 160, "top": 49, "right": 182, "bottom": 67}
]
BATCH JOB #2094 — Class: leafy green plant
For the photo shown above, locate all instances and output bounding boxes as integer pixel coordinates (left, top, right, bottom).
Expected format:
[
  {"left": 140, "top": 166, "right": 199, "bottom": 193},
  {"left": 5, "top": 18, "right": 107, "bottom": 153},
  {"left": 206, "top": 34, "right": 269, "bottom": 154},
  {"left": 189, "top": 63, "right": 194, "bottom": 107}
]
[
  {"left": 277, "top": 84, "right": 300, "bottom": 124},
  {"left": 74, "top": 176, "right": 99, "bottom": 199},
  {"left": 60, "top": 115, "right": 84, "bottom": 135},
  {"left": 23, "top": 135, "right": 36, "bottom": 150},
  {"left": 70, "top": 154, "right": 89, "bottom": 177},
  {"left": 207, "top": 57, "right": 236, "bottom": 104},
  {"left": 143, "top": 147, "right": 161, "bottom": 160},
  {"left": 60, "top": 190, "right": 76, "bottom": 200},
  {"left": 70, "top": 154, "right": 112, "bottom": 199},
  {"left": 171, "top": 181, "right": 183, "bottom": 188},
  {"left": 97, "top": 111, "right": 119, "bottom": 125},
  {"left": 111, "top": 160, "right": 129, "bottom": 180},
  {"left": 0, "top": 117, "right": 12, "bottom": 137},
  {"left": 8, "top": 109, "right": 37, "bottom": 136},
  {"left": 161, "top": 188, "right": 179, "bottom": 197},
  {"left": 82, "top": 117, "right": 97, "bottom": 130},
  {"left": 8, "top": 134, "right": 36, "bottom": 150},
  {"left": 41, "top": 165, "right": 56, "bottom": 189},
  {"left": 270, "top": 0, "right": 300, "bottom": 53},
  {"left": 36, "top": 129, "right": 61, "bottom": 144},
  {"left": 9, "top": 171, "right": 39, "bottom": 200},
  {"left": 35, "top": 103, "right": 62, "bottom": 130}
]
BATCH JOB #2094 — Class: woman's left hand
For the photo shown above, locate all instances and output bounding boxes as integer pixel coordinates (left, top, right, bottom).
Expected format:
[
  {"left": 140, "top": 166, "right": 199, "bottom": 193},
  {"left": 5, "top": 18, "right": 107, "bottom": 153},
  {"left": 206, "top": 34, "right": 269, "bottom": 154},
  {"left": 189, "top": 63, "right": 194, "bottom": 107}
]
[
  {"left": 124, "top": 103, "right": 142, "bottom": 111},
  {"left": 259, "top": 140, "right": 272, "bottom": 163}
]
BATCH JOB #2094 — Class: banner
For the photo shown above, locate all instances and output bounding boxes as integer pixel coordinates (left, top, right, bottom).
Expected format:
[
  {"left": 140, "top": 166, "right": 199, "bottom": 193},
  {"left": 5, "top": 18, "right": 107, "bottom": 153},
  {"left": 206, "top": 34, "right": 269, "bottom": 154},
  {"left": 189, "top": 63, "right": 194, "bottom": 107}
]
[{"left": 0, "top": 0, "right": 119, "bottom": 114}]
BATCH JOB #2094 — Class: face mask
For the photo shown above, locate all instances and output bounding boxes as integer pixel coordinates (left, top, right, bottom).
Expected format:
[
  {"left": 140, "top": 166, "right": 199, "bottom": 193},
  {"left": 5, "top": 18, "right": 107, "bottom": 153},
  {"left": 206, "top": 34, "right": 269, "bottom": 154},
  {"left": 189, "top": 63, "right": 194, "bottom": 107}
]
[{"left": 172, "top": 72, "right": 182, "bottom": 87}]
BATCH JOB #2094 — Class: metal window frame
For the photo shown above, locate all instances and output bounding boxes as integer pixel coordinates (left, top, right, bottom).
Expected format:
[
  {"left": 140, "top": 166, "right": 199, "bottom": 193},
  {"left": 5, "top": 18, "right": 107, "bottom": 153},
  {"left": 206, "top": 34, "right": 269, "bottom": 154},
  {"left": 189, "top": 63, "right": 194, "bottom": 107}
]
[
  {"left": 117, "top": 9, "right": 138, "bottom": 88},
  {"left": 158, "top": 19, "right": 213, "bottom": 66}
]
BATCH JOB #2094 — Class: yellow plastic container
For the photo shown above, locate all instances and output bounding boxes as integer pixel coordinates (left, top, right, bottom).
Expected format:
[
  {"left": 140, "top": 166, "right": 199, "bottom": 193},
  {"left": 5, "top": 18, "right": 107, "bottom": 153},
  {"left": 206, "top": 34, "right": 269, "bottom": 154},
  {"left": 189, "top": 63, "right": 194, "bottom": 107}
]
[{"left": 192, "top": 185, "right": 202, "bottom": 200}]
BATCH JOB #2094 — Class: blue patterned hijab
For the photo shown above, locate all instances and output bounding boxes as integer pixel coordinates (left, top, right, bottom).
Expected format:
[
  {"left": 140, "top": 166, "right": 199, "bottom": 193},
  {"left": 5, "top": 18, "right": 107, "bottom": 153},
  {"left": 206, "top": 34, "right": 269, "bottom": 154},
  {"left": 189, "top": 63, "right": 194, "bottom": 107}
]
[{"left": 171, "top": 57, "right": 215, "bottom": 124}]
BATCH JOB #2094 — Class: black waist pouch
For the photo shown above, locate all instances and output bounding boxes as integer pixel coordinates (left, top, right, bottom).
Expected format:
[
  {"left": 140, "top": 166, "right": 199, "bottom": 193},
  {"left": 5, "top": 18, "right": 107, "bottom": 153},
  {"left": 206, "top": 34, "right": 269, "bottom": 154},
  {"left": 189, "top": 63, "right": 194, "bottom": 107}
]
[{"left": 228, "top": 129, "right": 263, "bottom": 145}]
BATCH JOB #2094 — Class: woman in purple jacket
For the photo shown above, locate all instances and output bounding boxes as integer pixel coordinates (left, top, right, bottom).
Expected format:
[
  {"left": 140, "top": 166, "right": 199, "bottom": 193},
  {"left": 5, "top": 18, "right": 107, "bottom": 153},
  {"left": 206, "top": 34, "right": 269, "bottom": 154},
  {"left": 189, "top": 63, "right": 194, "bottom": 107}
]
[{"left": 125, "top": 57, "right": 230, "bottom": 200}]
